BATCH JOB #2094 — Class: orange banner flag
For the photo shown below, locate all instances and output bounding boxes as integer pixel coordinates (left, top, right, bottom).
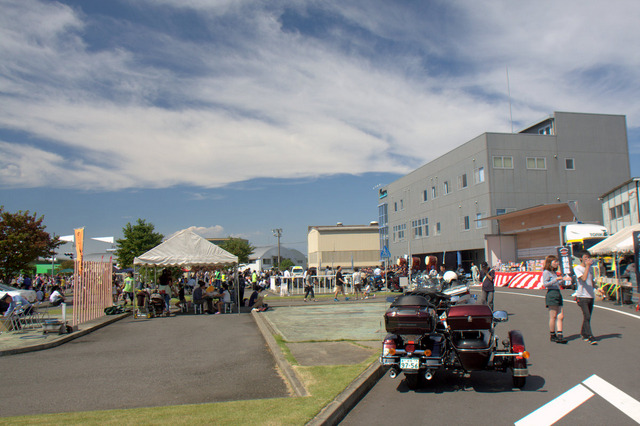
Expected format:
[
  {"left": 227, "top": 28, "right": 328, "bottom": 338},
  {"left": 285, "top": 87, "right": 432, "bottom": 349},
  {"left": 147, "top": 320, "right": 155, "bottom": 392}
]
[{"left": 75, "top": 228, "right": 84, "bottom": 272}]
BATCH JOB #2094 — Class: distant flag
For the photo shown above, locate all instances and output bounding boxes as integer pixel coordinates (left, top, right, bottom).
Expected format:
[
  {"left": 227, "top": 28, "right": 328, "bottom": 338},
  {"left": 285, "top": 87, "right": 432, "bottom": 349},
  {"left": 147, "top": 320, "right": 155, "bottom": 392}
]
[
  {"left": 91, "top": 237, "right": 114, "bottom": 244},
  {"left": 60, "top": 235, "right": 75, "bottom": 242}
]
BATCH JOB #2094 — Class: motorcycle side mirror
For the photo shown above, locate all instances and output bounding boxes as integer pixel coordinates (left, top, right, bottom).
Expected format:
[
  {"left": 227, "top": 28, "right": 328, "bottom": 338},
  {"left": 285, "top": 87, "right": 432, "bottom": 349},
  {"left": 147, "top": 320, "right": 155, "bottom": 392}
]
[{"left": 492, "top": 310, "right": 509, "bottom": 322}]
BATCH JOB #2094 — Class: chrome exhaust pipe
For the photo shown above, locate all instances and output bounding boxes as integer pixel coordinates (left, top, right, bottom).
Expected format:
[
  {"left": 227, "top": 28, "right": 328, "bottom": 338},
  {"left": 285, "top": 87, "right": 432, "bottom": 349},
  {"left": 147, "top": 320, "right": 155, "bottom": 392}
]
[
  {"left": 389, "top": 368, "right": 399, "bottom": 379},
  {"left": 424, "top": 371, "right": 433, "bottom": 381}
]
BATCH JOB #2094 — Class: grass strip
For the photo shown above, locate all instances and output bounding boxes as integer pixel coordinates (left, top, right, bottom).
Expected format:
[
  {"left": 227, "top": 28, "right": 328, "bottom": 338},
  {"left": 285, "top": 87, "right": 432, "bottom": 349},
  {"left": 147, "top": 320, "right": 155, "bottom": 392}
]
[{"left": 274, "top": 334, "right": 298, "bottom": 366}]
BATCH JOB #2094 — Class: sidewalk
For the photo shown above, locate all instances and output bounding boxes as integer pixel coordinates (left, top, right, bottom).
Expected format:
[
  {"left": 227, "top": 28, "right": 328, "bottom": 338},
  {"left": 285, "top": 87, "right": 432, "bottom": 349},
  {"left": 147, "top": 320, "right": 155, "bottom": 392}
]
[{"left": 0, "top": 308, "right": 130, "bottom": 356}]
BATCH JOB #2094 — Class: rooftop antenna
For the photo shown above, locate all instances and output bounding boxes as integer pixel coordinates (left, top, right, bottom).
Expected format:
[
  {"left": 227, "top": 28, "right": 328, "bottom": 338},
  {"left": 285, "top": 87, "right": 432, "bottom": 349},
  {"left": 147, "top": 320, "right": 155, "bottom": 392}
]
[{"left": 506, "top": 66, "right": 514, "bottom": 133}]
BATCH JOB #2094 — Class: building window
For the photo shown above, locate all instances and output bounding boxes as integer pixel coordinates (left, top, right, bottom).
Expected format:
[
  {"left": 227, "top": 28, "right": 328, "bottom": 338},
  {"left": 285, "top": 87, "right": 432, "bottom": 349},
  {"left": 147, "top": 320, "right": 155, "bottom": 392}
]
[
  {"left": 476, "top": 212, "right": 486, "bottom": 229},
  {"left": 432, "top": 186, "right": 437, "bottom": 199},
  {"left": 378, "top": 203, "right": 388, "bottom": 226},
  {"left": 458, "top": 173, "right": 468, "bottom": 189},
  {"left": 493, "top": 156, "right": 513, "bottom": 169},
  {"left": 474, "top": 167, "right": 485, "bottom": 184},
  {"left": 379, "top": 226, "right": 389, "bottom": 249},
  {"left": 610, "top": 201, "right": 631, "bottom": 219},
  {"left": 400, "top": 199, "right": 404, "bottom": 210},
  {"left": 496, "top": 207, "right": 515, "bottom": 216},
  {"left": 394, "top": 202, "right": 398, "bottom": 212},
  {"left": 565, "top": 158, "right": 575, "bottom": 170},
  {"left": 436, "top": 222, "right": 441, "bottom": 235},
  {"left": 538, "top": 125, "right": 552, "bottom": 135},
  {"left": 526, "top": 157, "right": 546, "bottom": 170},
  {"left": 443, "top": 181, "right": 450, "bottom": 195},
  {"left": 412, "top": 218, "right": 428, "bottom": 239},
  {"left": 461, "top": 216, "right": 470, "bottom": 230},
  {"left": 422, "top": 189, "right": 428, "bottom": 202},
  {"left": 393, "top": 224, "right": 406, "bottom": 242}
]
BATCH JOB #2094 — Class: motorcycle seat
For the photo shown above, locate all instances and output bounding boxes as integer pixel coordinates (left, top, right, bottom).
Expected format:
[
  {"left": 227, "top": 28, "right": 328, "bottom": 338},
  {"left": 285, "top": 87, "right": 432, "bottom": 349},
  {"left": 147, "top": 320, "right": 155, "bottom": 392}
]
[
  {"left": 390, "top": 295, "right": 430, "bottom": 307},
  {"left": 453, "top": 330, "right": 492, "bottom": 349}
]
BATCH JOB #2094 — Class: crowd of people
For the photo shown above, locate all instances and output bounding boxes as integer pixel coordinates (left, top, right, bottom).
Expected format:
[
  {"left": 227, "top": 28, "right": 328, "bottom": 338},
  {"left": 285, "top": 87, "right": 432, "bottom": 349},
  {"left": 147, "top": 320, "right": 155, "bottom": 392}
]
[
  {"left": 113, "top": 267, "right": 272, "bottom": 316},
  {"left": 1, "top": 272, "right": 68, "bottom": 324}
]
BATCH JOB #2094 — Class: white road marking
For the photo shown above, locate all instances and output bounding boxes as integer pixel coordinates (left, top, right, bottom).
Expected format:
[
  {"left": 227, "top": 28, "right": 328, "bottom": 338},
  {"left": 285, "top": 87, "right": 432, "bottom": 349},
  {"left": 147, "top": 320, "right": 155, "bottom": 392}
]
[
  {"left": 583, "top": 374, "right": 640, "bottom": 423},
  {"left": 515, "top": 375, "right": 640, "bottom": 425},
  {"left": 514, "top": 383, "right": 594, "bottom": 426}
]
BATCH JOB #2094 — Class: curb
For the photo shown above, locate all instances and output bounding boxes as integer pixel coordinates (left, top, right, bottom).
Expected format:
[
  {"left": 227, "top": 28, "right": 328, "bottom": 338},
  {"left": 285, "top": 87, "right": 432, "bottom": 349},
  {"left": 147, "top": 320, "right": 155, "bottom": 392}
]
[
  {"left": 306, "top": 362, "right": 385, "bottom": 426},
  {"left": 251, "top": 310, "right": 309, "bottom": 397},
  {"left": 0, "top": 312, "right": 131, "bottom": 356}
]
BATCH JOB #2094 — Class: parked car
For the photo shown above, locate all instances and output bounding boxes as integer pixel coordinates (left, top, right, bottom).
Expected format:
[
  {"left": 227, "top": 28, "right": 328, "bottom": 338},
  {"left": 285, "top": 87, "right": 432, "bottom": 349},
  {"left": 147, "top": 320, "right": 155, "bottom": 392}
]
[
  {"left": 291, "top": 266, "right": 305, "bottom": 277},
  {"left": 0, "top": 283, "right": 37, "bottom": 303}
]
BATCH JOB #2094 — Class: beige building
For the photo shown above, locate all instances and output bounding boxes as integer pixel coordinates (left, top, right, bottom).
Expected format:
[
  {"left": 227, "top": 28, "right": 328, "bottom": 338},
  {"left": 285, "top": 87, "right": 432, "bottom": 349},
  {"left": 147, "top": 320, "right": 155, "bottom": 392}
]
[
  {"left": 307, "top": 223, "right": 380, "bottom": 270},
  {"left": 600, "top": 177, "right": 640, "bottom": 234}
]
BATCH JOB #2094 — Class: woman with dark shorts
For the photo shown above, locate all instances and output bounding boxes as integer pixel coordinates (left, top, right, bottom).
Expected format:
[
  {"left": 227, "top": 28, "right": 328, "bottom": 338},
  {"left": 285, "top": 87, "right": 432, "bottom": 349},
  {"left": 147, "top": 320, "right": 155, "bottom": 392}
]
[{"left": 543, "top": 255, "right": 571, "bottom": 344}]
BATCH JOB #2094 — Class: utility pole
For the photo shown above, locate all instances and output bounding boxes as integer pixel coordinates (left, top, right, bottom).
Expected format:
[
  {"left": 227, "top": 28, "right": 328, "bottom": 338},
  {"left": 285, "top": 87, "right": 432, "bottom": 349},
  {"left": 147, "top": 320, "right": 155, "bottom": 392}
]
[{"left": 272, "top": 228, "right": 282, "bottom": 268}]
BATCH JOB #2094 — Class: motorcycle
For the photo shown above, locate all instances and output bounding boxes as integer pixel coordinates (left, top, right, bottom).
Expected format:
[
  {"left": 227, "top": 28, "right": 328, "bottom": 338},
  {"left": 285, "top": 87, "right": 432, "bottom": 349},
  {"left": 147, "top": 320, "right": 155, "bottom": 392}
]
[{"left": 379, "top": 287, "right": 529, "bottom": 390}]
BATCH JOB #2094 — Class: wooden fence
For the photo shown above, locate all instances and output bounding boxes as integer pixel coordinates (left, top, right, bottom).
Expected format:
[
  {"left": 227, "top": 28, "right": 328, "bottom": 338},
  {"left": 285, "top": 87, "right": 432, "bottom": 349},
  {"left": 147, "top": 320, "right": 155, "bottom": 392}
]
[{"left": 72, "top": 260, "right": 113, "bottom": 326}]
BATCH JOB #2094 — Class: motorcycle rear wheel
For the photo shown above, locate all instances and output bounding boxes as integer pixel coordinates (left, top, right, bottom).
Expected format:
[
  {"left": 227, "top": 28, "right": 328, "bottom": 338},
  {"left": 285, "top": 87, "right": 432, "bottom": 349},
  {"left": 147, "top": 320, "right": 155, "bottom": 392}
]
[
  {"left": 512, "top": 376, "right": 526, "bottom": 388},
  {"left": 405, "top": 373, "right": 421, "bottom": 390}
]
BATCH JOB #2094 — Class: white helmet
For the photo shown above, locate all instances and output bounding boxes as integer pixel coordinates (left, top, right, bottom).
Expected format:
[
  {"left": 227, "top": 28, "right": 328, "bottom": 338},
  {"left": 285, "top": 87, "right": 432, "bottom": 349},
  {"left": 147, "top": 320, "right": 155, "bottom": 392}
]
[{"left": 443, "top": 271, "right": 458, "bottom": 284}]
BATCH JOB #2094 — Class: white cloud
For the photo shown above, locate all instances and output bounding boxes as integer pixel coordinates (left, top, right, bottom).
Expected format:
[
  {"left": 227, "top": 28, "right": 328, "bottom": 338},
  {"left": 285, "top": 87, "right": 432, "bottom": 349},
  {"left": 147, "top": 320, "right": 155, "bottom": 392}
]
[{"left": 0, "top": 0, "right": 638, "bottom": 191}]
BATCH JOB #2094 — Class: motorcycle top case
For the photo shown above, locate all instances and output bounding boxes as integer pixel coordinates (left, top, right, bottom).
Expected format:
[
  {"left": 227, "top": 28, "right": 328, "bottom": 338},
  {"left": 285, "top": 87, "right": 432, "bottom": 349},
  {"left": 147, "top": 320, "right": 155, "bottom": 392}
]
[
  {"left": 384, "top": 295, "right": 436, "bottom": 335},
  {"left": 447, "top": 304, "right": 493, "bottom": 331}
]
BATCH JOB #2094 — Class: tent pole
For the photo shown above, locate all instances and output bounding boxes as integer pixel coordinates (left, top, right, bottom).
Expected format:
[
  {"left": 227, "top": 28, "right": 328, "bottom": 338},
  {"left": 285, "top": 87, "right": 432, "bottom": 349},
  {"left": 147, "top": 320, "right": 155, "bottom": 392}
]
[{"left": 235, "top": 265, "right": 240, "bottom": 315}]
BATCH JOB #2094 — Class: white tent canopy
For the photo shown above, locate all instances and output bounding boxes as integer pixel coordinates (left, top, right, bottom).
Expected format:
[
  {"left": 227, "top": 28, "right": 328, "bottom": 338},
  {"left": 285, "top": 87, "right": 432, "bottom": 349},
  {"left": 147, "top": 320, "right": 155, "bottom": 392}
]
[
  {"left": 588, "top": 224, "right": 640, "bottom": 255},
  {"left": 134, "top": 229, "right": 238, "bottom": 266}
]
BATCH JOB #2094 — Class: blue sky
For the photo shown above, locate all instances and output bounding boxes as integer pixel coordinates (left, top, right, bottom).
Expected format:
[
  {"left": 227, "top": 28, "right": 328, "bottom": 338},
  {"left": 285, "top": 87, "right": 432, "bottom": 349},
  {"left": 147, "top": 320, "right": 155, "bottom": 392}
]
[{"left": 1, "top": 0, "right": 639, "bottom": 258}]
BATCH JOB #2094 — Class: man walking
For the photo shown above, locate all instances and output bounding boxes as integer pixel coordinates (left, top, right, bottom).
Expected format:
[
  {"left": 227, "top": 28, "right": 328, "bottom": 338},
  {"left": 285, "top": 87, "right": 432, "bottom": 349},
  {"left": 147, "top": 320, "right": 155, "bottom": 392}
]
[
  {"left": 574, "top": 251, "right": 598, "bottom": 345},
  {"left": 471, "top": 262, "right": 480, "bottom": 285},
  {"left": 334, "top": 266, "right": 349, "bottom": 301}
]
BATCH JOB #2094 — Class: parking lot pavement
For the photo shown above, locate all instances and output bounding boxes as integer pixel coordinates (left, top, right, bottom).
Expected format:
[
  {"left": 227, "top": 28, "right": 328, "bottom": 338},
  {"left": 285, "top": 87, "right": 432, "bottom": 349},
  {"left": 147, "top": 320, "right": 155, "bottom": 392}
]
[
  {"left": 0, "top": 296, "right": 390, "bottom": 420},
  {"left": 0, "top": 312, "right": 290, "bottom": 417}
]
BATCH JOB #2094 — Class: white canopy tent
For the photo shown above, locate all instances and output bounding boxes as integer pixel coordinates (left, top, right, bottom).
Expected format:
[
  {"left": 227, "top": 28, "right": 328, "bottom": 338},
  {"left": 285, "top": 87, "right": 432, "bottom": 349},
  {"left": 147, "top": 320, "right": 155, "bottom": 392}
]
[
  {"left": 134, "top": 229, "right": 240, "bottom": 313},
  {"left": 588, "top": 224, "right": 640, "bottom": 255},
  {"left": 588, "top": 224, "right": 640, "bottom": 300},
  {"left": 134, "top": 229, "right": 238, "bottom": 266}
]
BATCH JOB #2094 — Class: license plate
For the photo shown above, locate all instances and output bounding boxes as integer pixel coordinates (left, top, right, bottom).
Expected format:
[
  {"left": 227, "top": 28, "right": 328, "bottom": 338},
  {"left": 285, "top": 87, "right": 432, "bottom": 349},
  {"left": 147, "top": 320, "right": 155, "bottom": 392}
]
[{"left": 400, "top": 357, "right": 420, "bottom": 370}]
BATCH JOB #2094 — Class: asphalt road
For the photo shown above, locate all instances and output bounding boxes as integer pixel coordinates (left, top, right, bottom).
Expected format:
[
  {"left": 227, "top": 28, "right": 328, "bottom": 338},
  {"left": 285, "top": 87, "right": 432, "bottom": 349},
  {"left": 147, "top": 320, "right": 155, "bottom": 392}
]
[
  {"left": 0, "top": 313, "right": 288, "bottom": 417},
  {"left": 341, "top": 288, "right": 640, "bottom": 425}
]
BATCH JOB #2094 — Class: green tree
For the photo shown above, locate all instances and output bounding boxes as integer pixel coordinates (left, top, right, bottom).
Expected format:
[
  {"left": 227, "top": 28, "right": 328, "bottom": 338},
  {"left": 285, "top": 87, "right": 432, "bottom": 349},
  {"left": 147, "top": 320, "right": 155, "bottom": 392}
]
[
  {"left": 59, "top": 259, "right": 75, "bottom": 271},
  {"left": 115, "top": 219, "right": 164, "bottom": 269},
  {"left": 219, "top": 238, "right": 255, "bottom": 264},
  {"left": 278, "top": 258, "right": 294, "bottom": 270},
  {"left": 0, "top": 206, "right": 62, "bottom": 283}
]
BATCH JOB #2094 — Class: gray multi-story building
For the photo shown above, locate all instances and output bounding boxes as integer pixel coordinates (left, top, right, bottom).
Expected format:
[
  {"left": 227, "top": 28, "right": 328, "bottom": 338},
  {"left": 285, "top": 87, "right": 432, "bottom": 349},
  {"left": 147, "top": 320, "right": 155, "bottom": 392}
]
[{"left": 377, "top": 111, "right": 631, "bottom": 268}]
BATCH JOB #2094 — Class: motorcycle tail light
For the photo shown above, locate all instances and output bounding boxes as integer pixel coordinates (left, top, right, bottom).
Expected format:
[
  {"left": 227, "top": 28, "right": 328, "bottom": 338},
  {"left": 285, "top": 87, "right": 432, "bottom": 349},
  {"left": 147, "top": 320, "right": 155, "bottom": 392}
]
[
  {"left": 383, "top": 340, "right": 396, "bottom": 356},
  {"left": 512, "top": 344, "right": 528, "bottom": 359},
  {"left": 406, "top": 343, "right": 415, "bottom": 353}
]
